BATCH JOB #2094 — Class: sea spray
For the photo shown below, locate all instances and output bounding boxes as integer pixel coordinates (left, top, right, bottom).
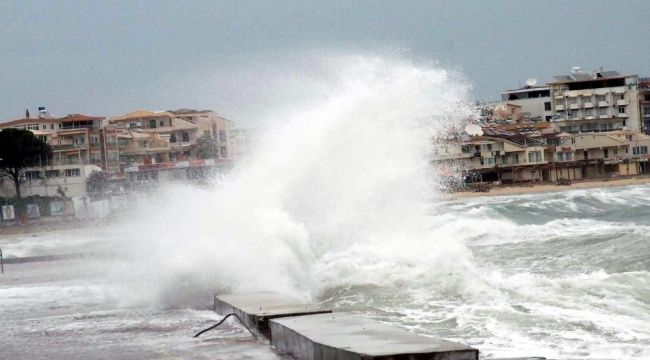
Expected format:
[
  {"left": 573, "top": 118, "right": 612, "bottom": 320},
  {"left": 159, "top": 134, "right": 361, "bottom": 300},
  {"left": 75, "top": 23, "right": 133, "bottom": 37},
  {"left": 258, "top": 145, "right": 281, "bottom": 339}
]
[{"left": 111, "top": 53, "right": 478, "bottom": 306}]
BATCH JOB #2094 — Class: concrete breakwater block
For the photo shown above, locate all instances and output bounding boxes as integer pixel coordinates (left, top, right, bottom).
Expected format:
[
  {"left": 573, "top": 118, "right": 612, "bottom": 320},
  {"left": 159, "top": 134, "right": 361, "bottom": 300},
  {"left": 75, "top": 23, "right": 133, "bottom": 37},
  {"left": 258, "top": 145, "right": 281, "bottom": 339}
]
[
  {"left": 214, "top": 292, "right": 331, "bottom": 339},
  {"left": 270, "top": 312, "right": 479, "bottom": 360}
]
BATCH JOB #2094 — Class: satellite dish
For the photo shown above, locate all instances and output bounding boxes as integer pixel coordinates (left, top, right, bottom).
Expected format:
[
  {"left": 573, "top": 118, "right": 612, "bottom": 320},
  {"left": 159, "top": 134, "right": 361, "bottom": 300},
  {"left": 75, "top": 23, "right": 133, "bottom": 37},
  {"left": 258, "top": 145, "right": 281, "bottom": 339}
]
[
  {"left": 465, "top": 124, "right": 483, "bottom": 136},
  {"left": 526, "top": 78, "right": 537, "bottom": 87}
]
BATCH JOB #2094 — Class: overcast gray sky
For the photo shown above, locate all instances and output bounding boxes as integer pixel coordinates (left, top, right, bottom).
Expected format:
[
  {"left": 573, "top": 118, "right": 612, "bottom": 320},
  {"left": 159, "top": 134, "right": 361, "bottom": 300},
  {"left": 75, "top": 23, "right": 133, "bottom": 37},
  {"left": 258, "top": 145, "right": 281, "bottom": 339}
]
[{"left": 1, "top": 0, "right": 648, "bottom": 125}]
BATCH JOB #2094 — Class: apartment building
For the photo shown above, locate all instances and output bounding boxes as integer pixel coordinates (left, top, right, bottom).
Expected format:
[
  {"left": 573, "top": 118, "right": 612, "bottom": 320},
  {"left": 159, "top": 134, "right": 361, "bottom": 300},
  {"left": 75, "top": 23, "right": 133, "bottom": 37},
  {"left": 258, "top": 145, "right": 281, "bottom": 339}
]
[
  {"left": 0, "top": 112, "right": 125, "bottom": 197},
  {"left": 108, "top": 109, "right": 233, "bottom": 164},
  {"left": 501, "top": 84, "right": 553, "bottom": 122},
  {"left": 0, "top": 107, "right": 237, "bottom": 198},
  {"left": 638, "top": 77, "right": 650, "bottom": 134},
  {"left": 433, "top": 126, "right": 650, "bottom": 185},
  {"left": 548, "top": 68, "right": 640, "bottom": 133}
]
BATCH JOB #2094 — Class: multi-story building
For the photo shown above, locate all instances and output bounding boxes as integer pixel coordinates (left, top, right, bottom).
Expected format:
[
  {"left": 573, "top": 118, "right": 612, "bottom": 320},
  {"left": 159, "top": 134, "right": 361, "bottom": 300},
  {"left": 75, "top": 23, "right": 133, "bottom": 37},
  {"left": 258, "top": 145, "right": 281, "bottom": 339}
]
[
  {"left": 433, "top": 126, "right": 650, "bottom": 186},
  {"left": 548, "top": 68, "right": 640, "bottom": 133},
  {"left": 0, "top": 112, "right": 124, "bottom": 198},
  {"left": 638, "top": 77, "right": 650, "bottom": 134},
  {"left": 501, "top": 84, "right": 553, "bottom": 122},
  {"left": 0, "top": 107, "right": 237, "bottom": 198},
  {"left": 108, "top": 109, "right": 233, "bottom": 164}
]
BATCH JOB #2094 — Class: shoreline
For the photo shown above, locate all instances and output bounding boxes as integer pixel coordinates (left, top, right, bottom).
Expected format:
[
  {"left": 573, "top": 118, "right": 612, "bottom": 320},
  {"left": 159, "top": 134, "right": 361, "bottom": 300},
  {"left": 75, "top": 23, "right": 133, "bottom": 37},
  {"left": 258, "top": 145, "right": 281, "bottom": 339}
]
[{"left": 445, "top": 174, "right": 650, "bottom": 200}]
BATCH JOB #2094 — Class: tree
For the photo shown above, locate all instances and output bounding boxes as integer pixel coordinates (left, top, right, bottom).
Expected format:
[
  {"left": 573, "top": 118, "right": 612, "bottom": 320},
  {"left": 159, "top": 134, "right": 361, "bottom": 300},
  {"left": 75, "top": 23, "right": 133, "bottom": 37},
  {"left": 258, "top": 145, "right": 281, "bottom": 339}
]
[{"left": 0, "top": 128, "right": 51, "bottom": 198}]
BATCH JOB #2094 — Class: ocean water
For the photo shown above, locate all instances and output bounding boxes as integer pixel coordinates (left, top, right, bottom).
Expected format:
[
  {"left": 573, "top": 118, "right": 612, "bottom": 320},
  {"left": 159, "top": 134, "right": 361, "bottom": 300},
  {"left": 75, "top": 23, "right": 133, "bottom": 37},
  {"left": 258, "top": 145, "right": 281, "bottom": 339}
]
[{"left": 1, "top": 55, "right": 649, "bottom": 359}]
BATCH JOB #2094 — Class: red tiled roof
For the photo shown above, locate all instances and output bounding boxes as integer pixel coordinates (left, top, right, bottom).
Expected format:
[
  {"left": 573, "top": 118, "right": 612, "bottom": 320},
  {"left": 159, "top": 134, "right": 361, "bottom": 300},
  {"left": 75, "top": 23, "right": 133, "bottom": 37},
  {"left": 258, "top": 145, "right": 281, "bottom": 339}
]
[
  {"left": 0, "top": 113, "right": 105, "bottom": 127},
  {"left": 59, "top": 114, "right": 105, "bottom": 121}
]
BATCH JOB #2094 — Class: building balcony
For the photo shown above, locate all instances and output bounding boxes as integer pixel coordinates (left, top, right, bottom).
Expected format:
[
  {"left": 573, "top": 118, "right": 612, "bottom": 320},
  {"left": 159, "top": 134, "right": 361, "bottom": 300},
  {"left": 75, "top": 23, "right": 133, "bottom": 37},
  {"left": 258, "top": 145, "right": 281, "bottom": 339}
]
[
  {"left": 616, "top": 99, "right": 628, "bottom": 106},
  {"left": 618, "top": 113, "right": 629, "bottom": 118},
  {"left": 599, "top": 114, "right": 611, "bottom": 119},
  {"left": 569, "top": 103, "right": 580, "bottom": 110},
  {"left": 598, "top": 101, "right": 610, "bottom": 107},
  {"left": 584, "top": 115, "right": 595, "bottom": 120},
  {"left": 583, "top": 102, "right": 594, "bottom": 108},
  {"left": 555, "top": 104, "right": 566, "bottom": 111}
]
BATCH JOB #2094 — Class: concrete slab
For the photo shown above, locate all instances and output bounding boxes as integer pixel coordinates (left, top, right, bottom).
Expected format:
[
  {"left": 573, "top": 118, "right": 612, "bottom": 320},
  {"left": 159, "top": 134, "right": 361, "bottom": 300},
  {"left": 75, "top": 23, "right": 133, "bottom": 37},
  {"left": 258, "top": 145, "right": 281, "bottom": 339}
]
[
  {"left": 214, "top": 292, "right": 331, "bottom": 339},
  {"left": 270, "top": 312, "right": 479, "bottom": 360}
]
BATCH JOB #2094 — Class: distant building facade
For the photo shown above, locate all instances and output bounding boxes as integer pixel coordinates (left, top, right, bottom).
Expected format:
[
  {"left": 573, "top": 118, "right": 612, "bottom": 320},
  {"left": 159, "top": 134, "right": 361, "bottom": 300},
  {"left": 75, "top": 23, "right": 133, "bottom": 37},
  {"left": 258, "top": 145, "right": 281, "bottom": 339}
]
[
  {"left": 501, "top": 85, "right": 553, "bottom": 122},
  {"left": 548, "top": 68, "right": 640, "bottom": 133},
  {"left": 0, "top": 107, "right": 237, "bottom": 198}
]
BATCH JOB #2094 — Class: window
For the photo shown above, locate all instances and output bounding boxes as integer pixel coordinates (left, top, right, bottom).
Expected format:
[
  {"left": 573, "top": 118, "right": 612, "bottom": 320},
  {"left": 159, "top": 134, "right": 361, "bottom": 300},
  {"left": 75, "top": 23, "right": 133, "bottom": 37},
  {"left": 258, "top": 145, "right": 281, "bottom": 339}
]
[
  {"left": 91, "top": 136, "right": 100, "bottom": 145},
  {"left": 556, "top": 152, "right": 573, "bottom": 161},
  {"left": 619, "top": 107, "right": 626, "bottom": 114},
  {"left": 545, "top": 115, "right": 552, "bottom": 121},
  {"left": 219, "top": 131, "right": 227, "bottom": 142},
  {"left": 149, "top": 119, "right": 157, "bottom": 129},
  {"left": 42, "top": 124, "right": 46, "bottom": 130},
  {"left": 50, "top": 124, "right": 54, "bottom": 129},
  {"left": 220, "top": 146, "right": 228, "bottom": 158},
  {"left": 544, "top": 102, "right": 551, "bottom": 111},
  {"left": 633, "top": 146, "right": 648, "bottom": 155},
  {"left": 547, "top": 137, "right": 560, "bottom": 146},
  {"left": 604, "top": 149, "right": 609, "bottom": 158},
  {"left": 64, "top": 168, "right": 81, "bottom": 177},
  {"left": 91, "top": 152, "right": 101, "bottom": 162},
  {"left": 571, "top": 138, "right": 576, "bottom": 144},
  {"left": 170, "top": 134, "right": 177, "bottom": 143},
  {"left": 504, "top": 153, "right": 519, "bottom": 165},
  {"left": 619, "top": 94, "right": 625, "bottom": 100},
  {"left": 45, "top": 170, "right": 60, "bottom": 178},
  {"left": 181, "top": 132, "right": 190, "bottom": 142},
  {"left": 25, "top": 171, "right": 41, "bottom": 180},
  {"left": 528, "top": 151, "right": 542, "bottom": 163},
  {"left": 159, "top": 120, "right": 165, "bottom": 127},
  {"left": 139, "top": 140, "right": 148, "bottom": 148}
]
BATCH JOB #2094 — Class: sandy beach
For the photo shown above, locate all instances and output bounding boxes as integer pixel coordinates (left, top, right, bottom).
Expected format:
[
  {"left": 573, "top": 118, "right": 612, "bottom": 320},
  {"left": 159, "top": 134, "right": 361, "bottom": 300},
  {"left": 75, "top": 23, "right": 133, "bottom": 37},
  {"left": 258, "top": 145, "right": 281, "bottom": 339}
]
[{"left": 447, "top": 175, "right": 650, "bottom": 199}]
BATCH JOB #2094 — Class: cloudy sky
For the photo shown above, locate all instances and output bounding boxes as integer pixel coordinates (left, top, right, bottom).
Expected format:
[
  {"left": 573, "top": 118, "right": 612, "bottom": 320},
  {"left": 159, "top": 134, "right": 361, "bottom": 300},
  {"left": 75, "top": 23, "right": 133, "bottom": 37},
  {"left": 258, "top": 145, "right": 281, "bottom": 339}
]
[{"left": 1, "top": 0, "right": 648, "bottom": 125}]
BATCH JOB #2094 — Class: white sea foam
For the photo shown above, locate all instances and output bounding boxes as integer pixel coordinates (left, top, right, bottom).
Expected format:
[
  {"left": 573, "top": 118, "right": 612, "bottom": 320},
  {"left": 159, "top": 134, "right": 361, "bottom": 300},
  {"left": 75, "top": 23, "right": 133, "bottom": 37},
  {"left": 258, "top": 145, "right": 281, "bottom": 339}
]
[{"left": 108, "top": 53, "right": 475, "bottom": 306}]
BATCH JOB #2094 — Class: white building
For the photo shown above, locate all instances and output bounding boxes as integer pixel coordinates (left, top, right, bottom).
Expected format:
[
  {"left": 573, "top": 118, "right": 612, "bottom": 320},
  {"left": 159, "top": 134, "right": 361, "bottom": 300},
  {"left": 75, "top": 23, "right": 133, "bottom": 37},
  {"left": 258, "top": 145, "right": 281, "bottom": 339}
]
[
  {"left": 548, "top": 68, "right": 640, "bottom": 133},
  {"left": 501, "top": 84, "right": 553, "bottom": 122}
]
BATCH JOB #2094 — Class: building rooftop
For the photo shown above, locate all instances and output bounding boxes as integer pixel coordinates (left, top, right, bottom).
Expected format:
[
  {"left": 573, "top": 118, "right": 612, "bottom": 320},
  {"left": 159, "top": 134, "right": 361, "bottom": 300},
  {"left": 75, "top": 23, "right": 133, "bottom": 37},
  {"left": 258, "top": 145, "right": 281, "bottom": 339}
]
[
  {"left": 548, "top": 69, "right": 636, "bottom": 85},
  {"left": 0, "top": 113, "right": 104, "bottom": 127},
  {"left": 110, "top": 110, "right": 175, "bottom": 122}
]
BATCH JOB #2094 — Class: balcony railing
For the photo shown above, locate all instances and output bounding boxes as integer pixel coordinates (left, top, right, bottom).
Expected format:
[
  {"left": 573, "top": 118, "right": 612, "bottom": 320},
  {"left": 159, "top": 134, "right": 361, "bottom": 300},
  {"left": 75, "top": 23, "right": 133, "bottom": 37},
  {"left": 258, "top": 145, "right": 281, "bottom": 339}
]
[{"left": 598, "top": 101, "right": 609, "bottom": 107}]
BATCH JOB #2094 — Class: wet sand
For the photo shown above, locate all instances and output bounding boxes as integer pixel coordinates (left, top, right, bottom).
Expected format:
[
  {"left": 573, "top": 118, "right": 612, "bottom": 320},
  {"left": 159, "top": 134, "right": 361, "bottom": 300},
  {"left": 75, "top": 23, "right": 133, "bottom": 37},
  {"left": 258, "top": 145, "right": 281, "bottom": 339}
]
[{"left": 446, "top": 175, "right": 650, "bottom": 199}]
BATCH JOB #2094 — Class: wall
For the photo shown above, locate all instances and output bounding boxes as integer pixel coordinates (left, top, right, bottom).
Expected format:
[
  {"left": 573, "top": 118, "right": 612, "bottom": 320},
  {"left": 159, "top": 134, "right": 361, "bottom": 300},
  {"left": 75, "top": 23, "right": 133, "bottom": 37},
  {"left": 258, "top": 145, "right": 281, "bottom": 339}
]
[{"left": 0, "top": 164, "right": 102, "bottom": 198}]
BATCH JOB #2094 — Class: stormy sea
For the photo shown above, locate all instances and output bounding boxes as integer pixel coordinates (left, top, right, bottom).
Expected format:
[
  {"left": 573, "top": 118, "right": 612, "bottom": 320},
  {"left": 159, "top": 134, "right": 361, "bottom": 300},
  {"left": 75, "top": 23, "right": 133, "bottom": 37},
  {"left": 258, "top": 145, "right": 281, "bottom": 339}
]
[{"left": 1, "top": 55, "right": 648, "bottom": 359}]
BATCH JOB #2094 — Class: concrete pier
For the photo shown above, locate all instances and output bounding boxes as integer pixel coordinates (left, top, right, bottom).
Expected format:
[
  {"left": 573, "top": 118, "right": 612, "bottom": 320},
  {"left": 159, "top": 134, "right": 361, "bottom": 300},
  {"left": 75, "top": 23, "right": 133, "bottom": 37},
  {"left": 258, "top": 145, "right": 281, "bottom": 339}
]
[
  {"left": 213, "top": 292, "right": 331, "bottom": 339},
  {"left": 270, "top": 312, "right": 479, "bottom": 360}
]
